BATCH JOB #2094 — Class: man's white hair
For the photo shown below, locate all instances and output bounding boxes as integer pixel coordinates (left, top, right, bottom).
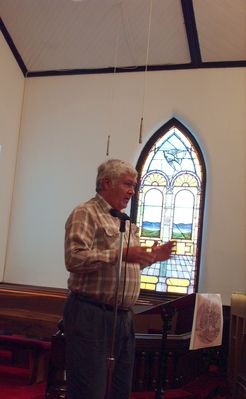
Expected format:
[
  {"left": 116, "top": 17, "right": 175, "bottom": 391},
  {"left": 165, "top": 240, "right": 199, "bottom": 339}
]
[{"left": 96, "top": 159, "right": 137, "bottom": 193}]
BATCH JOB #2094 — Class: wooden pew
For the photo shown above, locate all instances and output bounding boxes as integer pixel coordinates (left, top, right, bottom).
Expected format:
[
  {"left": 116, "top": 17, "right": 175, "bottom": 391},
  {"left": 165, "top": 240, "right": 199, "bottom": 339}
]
[
  {"left": 0, "top": 283, "right": 67, "bottom": 338},
  {"left": 0, "top": 283, "right": 67, "bottom": 385},
  {"left": 0, "top": 334, "right": 51, "bottom": 384}
]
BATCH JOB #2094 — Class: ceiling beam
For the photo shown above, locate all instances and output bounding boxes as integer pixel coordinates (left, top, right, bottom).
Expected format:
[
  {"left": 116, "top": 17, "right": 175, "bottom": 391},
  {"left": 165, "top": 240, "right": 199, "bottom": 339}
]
[
  {"left": 0, "top": 18, "right": 27, "bottom": 76},
  {"left": 181, "top": 0, "right": 202, "bottom": 67},
  {"left": 26, "top": 60, "right": 246, "bottom": 78}
]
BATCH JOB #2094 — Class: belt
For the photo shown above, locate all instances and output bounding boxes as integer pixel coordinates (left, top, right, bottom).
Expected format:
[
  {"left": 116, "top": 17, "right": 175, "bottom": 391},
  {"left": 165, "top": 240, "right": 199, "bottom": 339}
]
[{"left": 70, "top": 292, "right": 130, "bottom": 313}]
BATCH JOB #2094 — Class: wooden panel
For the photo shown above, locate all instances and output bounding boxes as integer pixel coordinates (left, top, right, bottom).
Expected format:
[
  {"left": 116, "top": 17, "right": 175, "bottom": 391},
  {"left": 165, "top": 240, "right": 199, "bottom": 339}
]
[
  {"left": 0, "top": 283, "right": 67, "bottom": 338},
  {"left": 0, "top": 284, "right": 178, "bottom": 338},
  {"left": 235, "top": 376, "right": 246, "bottom": 399},
  {"left": 228, "top": 292, "right": 246, "bottom": 397}
]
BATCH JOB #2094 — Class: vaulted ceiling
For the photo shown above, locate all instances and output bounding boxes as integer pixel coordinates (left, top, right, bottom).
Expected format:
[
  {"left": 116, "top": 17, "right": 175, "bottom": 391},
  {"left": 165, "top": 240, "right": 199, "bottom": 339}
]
[{"left": 0, "top": 0, "right": 245, "bottom": 77}]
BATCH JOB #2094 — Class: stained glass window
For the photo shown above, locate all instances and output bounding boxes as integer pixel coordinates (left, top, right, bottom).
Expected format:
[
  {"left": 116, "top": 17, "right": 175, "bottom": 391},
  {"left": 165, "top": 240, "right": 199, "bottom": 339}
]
[{"left": 134, "top": 118, "right": 206, "bottom": 295}]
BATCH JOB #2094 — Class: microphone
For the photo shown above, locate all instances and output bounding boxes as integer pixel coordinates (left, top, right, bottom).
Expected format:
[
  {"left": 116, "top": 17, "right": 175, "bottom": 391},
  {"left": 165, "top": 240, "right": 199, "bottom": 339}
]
[{"left": 110, "top": 209, "right": 130, "bottom": 221}]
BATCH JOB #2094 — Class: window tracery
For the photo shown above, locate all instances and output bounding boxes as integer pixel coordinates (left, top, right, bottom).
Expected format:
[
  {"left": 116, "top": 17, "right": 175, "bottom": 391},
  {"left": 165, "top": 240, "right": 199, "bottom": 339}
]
[{"left": 134, "top": 118, "right": 206, "bottom": 295}]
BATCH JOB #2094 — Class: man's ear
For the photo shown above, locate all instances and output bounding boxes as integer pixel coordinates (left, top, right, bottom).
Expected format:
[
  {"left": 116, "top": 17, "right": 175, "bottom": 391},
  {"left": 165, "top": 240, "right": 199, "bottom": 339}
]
[{"left": 103, "top": 176, "right": 112, "bottom": 189}]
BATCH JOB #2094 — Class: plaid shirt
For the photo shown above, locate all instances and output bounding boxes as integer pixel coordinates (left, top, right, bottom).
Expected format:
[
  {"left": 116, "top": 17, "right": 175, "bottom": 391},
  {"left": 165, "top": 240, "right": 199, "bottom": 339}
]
[{"left": 65, "top": 194, "right": 141, "bottom": 308}]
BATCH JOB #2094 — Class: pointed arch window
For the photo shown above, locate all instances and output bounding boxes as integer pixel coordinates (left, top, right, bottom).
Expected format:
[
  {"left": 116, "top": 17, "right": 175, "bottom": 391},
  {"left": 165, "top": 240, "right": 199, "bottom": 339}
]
[{"left": 133, "top": 118, "right": 206, "bottom": 296}]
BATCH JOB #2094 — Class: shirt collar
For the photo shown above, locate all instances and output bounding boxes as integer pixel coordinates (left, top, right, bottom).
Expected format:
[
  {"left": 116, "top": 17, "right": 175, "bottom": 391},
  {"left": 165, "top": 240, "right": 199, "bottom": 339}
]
[{"left": 95, "top": 193, "right": 112, "bottom": 214}]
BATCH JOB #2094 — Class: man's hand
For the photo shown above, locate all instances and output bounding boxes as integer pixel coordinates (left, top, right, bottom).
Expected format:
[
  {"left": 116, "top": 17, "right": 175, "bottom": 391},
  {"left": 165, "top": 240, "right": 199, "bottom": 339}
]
[
  {"left": 122, "top": 246, "right": 156, "bottom": 268},
  {"left": 151, "top": 240, "right": 176, "bottom": 262},
  {"left": 120, "top": 240, "right": 176, "bottom": 270}
]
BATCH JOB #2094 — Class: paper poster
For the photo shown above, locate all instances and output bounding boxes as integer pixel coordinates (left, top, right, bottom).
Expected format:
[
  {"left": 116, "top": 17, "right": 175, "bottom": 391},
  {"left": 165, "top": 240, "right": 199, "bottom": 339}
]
[{"left": 189, "top": 293, "right": 223, "bottom": 350}]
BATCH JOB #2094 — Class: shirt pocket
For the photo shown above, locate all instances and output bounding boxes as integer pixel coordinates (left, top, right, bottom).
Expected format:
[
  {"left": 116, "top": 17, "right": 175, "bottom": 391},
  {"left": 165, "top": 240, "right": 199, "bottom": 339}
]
[{"left": 96, "top": 226, "right": 120, "bottom": 249}]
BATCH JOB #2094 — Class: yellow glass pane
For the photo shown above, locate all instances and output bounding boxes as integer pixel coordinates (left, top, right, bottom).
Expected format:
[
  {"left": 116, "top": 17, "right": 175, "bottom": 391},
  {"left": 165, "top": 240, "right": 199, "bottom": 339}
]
[
  {"left": 140, "top": 283, "right": 156, "bottom": 290},
  {"left": 175, "top": 242, "right": 194, "bottom": 256},
  {"left": 141, "top": 275, "right": 158, "bottom": 283},
  {"left": 173, "top": 173, "right": 197, "bottom": 187},
  {"left": 176, "top": 242, "right": 186, "bottom": 254},
  {"left": 166, "top": 278, "right": 189, "bottom": 287},
  {"left": 145, "top": 284, "right": 156, "bottom": 290},
  {"left": 168, "top": 286, "right": 187, "bottom": 294}
]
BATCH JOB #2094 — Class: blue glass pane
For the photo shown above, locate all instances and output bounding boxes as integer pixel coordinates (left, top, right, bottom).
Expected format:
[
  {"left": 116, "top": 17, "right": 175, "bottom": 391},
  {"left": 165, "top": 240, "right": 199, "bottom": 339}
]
[
  {"left": 142, "top": 189, "right": 162, "bottom": 238},
  {"left": 172, "top": 190, "right": 194, "bottom": 240},
  {"left": 143, "top": 130, "right": 202, "bottom": 180}
]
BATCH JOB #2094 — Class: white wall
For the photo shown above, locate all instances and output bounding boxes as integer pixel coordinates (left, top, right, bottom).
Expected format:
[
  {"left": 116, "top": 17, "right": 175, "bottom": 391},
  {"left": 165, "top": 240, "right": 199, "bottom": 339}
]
[
  {"left": 3, "top": 51, "right": 246, "bottom": 304},
  {"left": 0, "top": 33, "right": 24, "bottom": 281}
]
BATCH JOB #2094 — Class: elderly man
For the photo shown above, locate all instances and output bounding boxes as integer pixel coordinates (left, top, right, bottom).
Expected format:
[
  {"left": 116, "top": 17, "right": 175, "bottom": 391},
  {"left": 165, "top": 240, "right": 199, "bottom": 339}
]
[{"left": 63, "top": 159, "right": 174, "bottom": 399}]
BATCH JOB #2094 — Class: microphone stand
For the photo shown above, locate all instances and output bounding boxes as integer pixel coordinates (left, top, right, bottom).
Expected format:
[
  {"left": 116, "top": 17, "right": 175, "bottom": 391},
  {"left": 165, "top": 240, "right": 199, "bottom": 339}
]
[
  {"left": 104, "top": 212, "right": 129, "bottom": 399},
  {"left": 155, "top": 307, "right": 174, "bottom": 399}
]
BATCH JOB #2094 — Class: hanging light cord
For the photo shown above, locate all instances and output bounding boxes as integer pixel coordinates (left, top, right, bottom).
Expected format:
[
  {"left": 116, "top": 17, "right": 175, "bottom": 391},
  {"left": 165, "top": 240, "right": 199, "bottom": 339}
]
[
  {"left": 106, "top": 3, "right": 122, "bottom": 157},
  {"left": 139, "top": 0, "right": 153, "bottom": 144}
]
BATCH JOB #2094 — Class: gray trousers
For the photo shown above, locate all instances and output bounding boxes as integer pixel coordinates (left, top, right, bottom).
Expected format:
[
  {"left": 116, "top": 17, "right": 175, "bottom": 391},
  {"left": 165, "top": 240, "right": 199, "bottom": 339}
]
[{"left": 63, "top": 293, "right": 135, "bottom": 399}]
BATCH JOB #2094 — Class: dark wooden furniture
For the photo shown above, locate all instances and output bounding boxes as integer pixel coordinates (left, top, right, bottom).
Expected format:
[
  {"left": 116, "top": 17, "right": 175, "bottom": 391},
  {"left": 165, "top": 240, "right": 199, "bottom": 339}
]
[
  {"left": 45, "top": 320, "right": 66, "bottom": 398},
  {"left": 0, "top": 283, "right": 67, "bottom": 338},
  {"left": 228, "top": 292, "right": 246, "bottom": 399},
  {"left": 132, "top": 293, "right": 205, "bottom": 392},
  {"left": 0, "top": 284, "right": 229, "bottom": 397},
  {"left": 45, "top": 295, "right": 198, "bottom": 398},
  {"left": 0, "top": 283, "right": 66, "bottom": 386},
  {"left": 0, "top": 334, "right": 51, "bottom": 384}
]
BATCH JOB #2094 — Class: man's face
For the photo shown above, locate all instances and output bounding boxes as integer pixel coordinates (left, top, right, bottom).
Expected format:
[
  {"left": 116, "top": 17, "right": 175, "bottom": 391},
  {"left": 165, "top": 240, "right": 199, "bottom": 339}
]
[{"left": 103, "top": 174, "right": 136, "bottom": 211}]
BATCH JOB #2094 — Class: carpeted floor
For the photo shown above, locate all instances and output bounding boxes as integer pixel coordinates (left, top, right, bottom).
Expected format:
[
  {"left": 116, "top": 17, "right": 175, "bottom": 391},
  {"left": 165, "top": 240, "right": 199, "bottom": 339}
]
[
  {"left": 0, "top": 363, "right": 231, "bottom": 399},
  {"left": 0, "top": 364, "right": 46, "bottom": 399},
  {"left": 130, "top": 370, "right": 233, "bottom": 399}
]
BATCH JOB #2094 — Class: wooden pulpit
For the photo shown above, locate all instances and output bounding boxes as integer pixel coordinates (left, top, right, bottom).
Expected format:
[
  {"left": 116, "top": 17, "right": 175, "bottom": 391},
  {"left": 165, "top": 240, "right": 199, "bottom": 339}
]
[
  {"left": 132, "top": 293, "right": 200, "bottom": 393},
  {"left": 132, "top": 292, "right": 223, "bottom": 396}
]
